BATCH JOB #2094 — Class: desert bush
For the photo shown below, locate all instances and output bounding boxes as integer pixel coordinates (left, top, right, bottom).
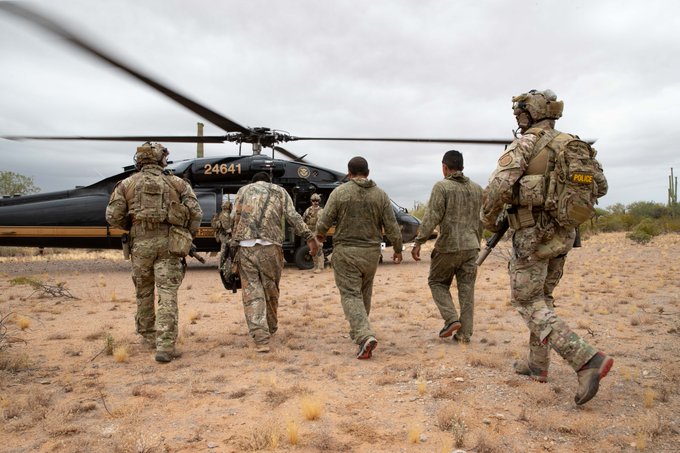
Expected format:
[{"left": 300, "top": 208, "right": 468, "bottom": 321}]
[{"left": 627, "top": 219, "right": 662, "bottom": 244}]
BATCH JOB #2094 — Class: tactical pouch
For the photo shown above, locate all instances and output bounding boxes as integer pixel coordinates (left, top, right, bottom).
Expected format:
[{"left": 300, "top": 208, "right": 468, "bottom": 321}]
[
  {"left": 167, "top": 200, "right": 189, "bottom": 227},
  {"left": 517, "top": 175, "right": 545, "bottom": 209},
  {"left": 168, "top": 226, "right": 193, "bottom": 256},
  {"left": 136, "top": 178, "right": 166, "bottom": 223},
  {"left": 507, "top": 206, "right": 535, "bottom": 230}
]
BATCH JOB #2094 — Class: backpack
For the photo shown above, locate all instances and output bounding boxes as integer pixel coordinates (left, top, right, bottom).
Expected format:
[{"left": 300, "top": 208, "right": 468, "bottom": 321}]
[{"left": 524, "top": 128, "right": 602, "bottom": 228}]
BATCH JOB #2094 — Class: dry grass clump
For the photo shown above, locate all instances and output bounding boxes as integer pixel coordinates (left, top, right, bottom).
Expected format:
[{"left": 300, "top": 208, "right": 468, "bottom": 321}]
[
  {"left": 407, "top": 423, "right": 423, "bottom": 443},
  {"left": 113, "top": 345, "right": 129, "bottom": 363},
  {"left": 0, "top": 352, "right": 31, "bottom": 372},
  {"left": 416, "top": 378, "right": 427, "bottom": 395},
  {"left": 188, "top": 310, "right": 201, "bottom": 323},
  {"left": 300, "top": 395, "right": 323, "bottom": 420},
  {"left": 286, "top": 419, "right": 300, "bottom": 445},
  {"left": 436, "top": 405, "right": 467, "bottom": 447},
  {"left": 240, "top": 419, "right": 280, "bottom": 451},
  {"left": 15, "top": 315, "right": 31, "bottom": 331},
  {"left": 474, "top": 430, "right": 504, "bottom": 453},
  {"left": 530, "top": 409, "right": 600, "bottom": 436},
  {"left": 467, "top": 352, "right": 505, "bottom": 369}
]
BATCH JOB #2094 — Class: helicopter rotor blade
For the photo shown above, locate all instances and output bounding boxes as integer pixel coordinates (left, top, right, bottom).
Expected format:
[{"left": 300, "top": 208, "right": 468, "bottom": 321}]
[
  {"left": 288, "top": 136, "right": 513, "bottom": 145},
  {"left": 0, "top": 2, "right": 248, "bottom": 134},
  {"left": 273, "top": 146, "right": 307, "bottom": 163},
  {"left": 2, "top": 135, "right": 228, "bottom": 143}
]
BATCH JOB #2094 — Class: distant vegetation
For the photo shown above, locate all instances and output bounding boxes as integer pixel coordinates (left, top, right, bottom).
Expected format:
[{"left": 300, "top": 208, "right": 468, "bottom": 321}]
[
  {"left": 592, "top": 201, "right": 680, "bottom": 243},
  {"left": 0, "top": 171, "right": 40, "bottom": 197}
]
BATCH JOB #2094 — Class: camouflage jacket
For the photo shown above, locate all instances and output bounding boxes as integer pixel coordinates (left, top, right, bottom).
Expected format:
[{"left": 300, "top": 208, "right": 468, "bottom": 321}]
[
  {"left": 415, "top": 171, "right": 483, "bottom": 252},
  {"left": 316, "top": 177, "right": 403, "bottom": 253},
  {"left": 232, "top": 181, "right": 313, "bottom": 245},
  {"left": 303, "top": 205, "right": 323, "bottom": 229},
  {"left": 105, "top": 165, "right": 203, "bottom": 235}
]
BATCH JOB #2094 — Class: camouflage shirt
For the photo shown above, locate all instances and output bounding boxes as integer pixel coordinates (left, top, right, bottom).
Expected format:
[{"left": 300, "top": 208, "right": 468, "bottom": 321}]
[
  {"left": 232, "top": 181, "right": 313, "bottom": 245},
  {"left": 303, "top": 205, "right": 323, "bottom": 229},
  {"left": 481, "top": 120, "right": 607, "bottom": 230},
  {"left": 415, "top": 171, "right": 483, "bottom": 252},
  {"left": 105, "top": 165, "right": 203, "bottom": 235},
  {"left": 316, "top": 178, "right": 403, "bottom": 253}
]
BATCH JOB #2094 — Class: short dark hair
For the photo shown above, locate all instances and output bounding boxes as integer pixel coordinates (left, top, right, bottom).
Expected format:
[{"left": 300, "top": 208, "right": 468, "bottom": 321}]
[
  {"left": 347, "top": 156, "right": 369, "bottom": 176},
  {"left": 442, "top": 150, "right": 463, "bottom": 170},
  {"left": 252, "top": 171, "right": 271, "bottom": 183}
]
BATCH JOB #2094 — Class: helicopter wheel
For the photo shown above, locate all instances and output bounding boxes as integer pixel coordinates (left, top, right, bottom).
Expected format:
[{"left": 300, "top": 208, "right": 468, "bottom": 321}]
[
  {"left": 283, "top": 250, "right": 295, "bottom": 264},
  {"left": 294, "top": 244, "right": 315, "bottom": 270}
]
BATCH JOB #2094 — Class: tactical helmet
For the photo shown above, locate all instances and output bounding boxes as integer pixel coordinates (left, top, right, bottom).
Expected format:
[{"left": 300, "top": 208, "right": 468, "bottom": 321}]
[
  {"left": 134, "top": 142, "right": 168, "bottom": 167},
  {"left": 310, "top": 193, "right": 321, "bottom": 202},
  {"left": 512, "top": 89, "right": 564, "bottom": 122}
]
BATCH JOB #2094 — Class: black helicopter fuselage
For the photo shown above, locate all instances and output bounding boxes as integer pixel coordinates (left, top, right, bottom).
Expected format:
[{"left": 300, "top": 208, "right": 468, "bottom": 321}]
[{"left": 0, "top": 154, "right": 421, "bottom": 266}]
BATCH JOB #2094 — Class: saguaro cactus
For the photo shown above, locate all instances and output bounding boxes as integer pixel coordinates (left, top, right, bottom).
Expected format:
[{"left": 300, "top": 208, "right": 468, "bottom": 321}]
[{"left": 669, "top": 168, "right": 678, "bottom": 206}]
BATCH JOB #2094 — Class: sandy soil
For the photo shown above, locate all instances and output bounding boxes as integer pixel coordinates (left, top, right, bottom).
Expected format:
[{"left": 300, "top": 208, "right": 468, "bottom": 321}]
[{"left": 1, "top": 232, "right": 679, "bottom": 453}]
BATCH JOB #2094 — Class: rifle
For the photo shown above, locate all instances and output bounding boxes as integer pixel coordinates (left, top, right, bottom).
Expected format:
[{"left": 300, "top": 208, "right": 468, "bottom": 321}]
[
  {"left": 189, "top": 244, "right": 206, "bottom": 263},
  {"left": 476, "top": 217, "right": 510, "bottom": 266}
]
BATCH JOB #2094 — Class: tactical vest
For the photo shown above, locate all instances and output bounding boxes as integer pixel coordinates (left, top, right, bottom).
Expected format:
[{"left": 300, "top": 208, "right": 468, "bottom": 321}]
[
  {"left": 515, "top": 127, "right": 601, "bottom": 228},
  {"left": 125, "top": 171, "right": 183, "bottom": 227}
]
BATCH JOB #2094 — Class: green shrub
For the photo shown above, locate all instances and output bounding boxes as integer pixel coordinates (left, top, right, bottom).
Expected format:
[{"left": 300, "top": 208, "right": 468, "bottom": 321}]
[
  {"left": 627, "top": 230, "right": 653, "bottom": 244},
  {"left": 627, "top": 218, "right": 662, "bottom": 244},
  {"left": 634, "top": 218, "right": 662, "bottom": 236}
]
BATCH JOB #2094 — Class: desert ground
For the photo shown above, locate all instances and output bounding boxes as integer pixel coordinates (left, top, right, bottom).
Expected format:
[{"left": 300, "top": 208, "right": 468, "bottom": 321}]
[{"left": 1, "top": 232, "right": 679, "bottom": 453}]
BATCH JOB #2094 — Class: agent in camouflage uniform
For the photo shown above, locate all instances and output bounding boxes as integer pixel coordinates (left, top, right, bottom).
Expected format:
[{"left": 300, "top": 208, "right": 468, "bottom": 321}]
[
  {"left": 481, "top": 90, "right": 612, "bottom": 405},
  {"left": 302, "top": 193, "right": 325, "bottom": 273},
  {"left": 212, "top": 199, "right": 233, "bottom": 252},
  {"left": 412, "top": 150, "right": 483, "bottom": 344},
  {"left": 232, "top": 172, "right": 319, "bottom": 352},
  {"left": 316, "top": 156, "right": 403, "bottom": 359},
  {"left": 106, "top": 142, "right": 203, "bottom": 363}
]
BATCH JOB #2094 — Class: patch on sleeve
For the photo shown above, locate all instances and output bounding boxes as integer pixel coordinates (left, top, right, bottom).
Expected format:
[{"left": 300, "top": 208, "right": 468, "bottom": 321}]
[{"left": 498, "top": 152, "right": 513, "bottom": 167}]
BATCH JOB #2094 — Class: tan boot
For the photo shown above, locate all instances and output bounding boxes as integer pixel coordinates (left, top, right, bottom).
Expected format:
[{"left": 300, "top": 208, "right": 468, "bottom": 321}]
[
  {"left": 575, "top": 352, "right": 614, "bottom": 405},
  {"left": 513, "top": 359, "right": 548, "bottom": 383}
]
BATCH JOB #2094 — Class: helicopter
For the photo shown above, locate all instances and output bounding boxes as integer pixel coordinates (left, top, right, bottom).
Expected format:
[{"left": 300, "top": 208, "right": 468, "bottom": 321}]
[{"left": 0, "top": 2, "right": 510, "bottom": 269}]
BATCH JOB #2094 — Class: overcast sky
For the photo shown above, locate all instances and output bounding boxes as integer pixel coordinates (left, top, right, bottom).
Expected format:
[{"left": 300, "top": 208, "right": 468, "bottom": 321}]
[{"left": 1, "top": 0, "right": 678, "bottom": 209}]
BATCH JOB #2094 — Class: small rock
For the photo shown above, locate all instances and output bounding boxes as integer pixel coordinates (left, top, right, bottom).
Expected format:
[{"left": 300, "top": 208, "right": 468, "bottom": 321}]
[
  {"left": 207, "top": 442, "right": 218, "bottom": 449},
  {"left": 419, "top": 434, "right": 427, "bottom": 442},
  {"left": 483, "top": 418, "right": 491, "bottom": 425},
  {"left": 454, "top": 377, "right": 464, "bottom": 382}
]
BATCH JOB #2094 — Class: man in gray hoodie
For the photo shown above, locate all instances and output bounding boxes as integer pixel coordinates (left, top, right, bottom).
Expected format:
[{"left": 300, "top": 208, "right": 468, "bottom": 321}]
[{"left": 316, "top": 156, "right": 403, "bottom": 359}]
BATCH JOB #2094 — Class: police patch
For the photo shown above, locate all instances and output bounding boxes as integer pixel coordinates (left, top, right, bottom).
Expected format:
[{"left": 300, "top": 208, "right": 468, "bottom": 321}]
[{"left": 498, "top": 152, "right": 513, "bottom": 167}]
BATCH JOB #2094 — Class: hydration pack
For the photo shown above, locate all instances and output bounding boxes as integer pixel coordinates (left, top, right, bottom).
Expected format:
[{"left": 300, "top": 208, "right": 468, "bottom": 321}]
[{"left": 520, "top": 128, "right": 602, "bottom": 228}]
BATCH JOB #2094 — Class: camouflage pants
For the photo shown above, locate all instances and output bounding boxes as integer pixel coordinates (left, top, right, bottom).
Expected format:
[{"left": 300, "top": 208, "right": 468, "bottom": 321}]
[
  {"left": 238, "top": 244, "right": 283, "bottom": 345},
  {"left": 331, "top": 245, "right": 381, "bottom": 344},
  {"left": 131, "top": 236, "right": 184, "bottom": 352},
  {"left": 509, "top": 244, "right": 596, "bottom": 372},
  {"left": 428, "top": 248, "right": 478, "bottom": 340}
]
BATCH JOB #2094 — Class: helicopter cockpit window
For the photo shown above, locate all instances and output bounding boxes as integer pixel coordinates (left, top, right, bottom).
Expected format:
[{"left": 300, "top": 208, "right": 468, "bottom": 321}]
[{"left": 391, "top": 200, "right": 407, "bottom": 214}]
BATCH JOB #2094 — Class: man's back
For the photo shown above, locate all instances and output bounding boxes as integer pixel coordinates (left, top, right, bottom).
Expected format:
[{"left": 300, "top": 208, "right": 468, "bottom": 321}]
[
  {"left": 320, "top": 178, "right": 401, "bottom": 249},
  {"left": 430, "top": 174, "right": 483, "bottom": 252}
]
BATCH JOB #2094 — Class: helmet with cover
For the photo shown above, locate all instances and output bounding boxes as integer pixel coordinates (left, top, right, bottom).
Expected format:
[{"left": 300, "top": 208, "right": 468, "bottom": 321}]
[
  {"left": 512, "top": 89, "right": 564, "bottom": 127},
  {"left": 134, "top": 142, "right": 168, "bottom": 168},
  {"left": 310, "top": 193, "right": 321, "bottom": 202}
]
